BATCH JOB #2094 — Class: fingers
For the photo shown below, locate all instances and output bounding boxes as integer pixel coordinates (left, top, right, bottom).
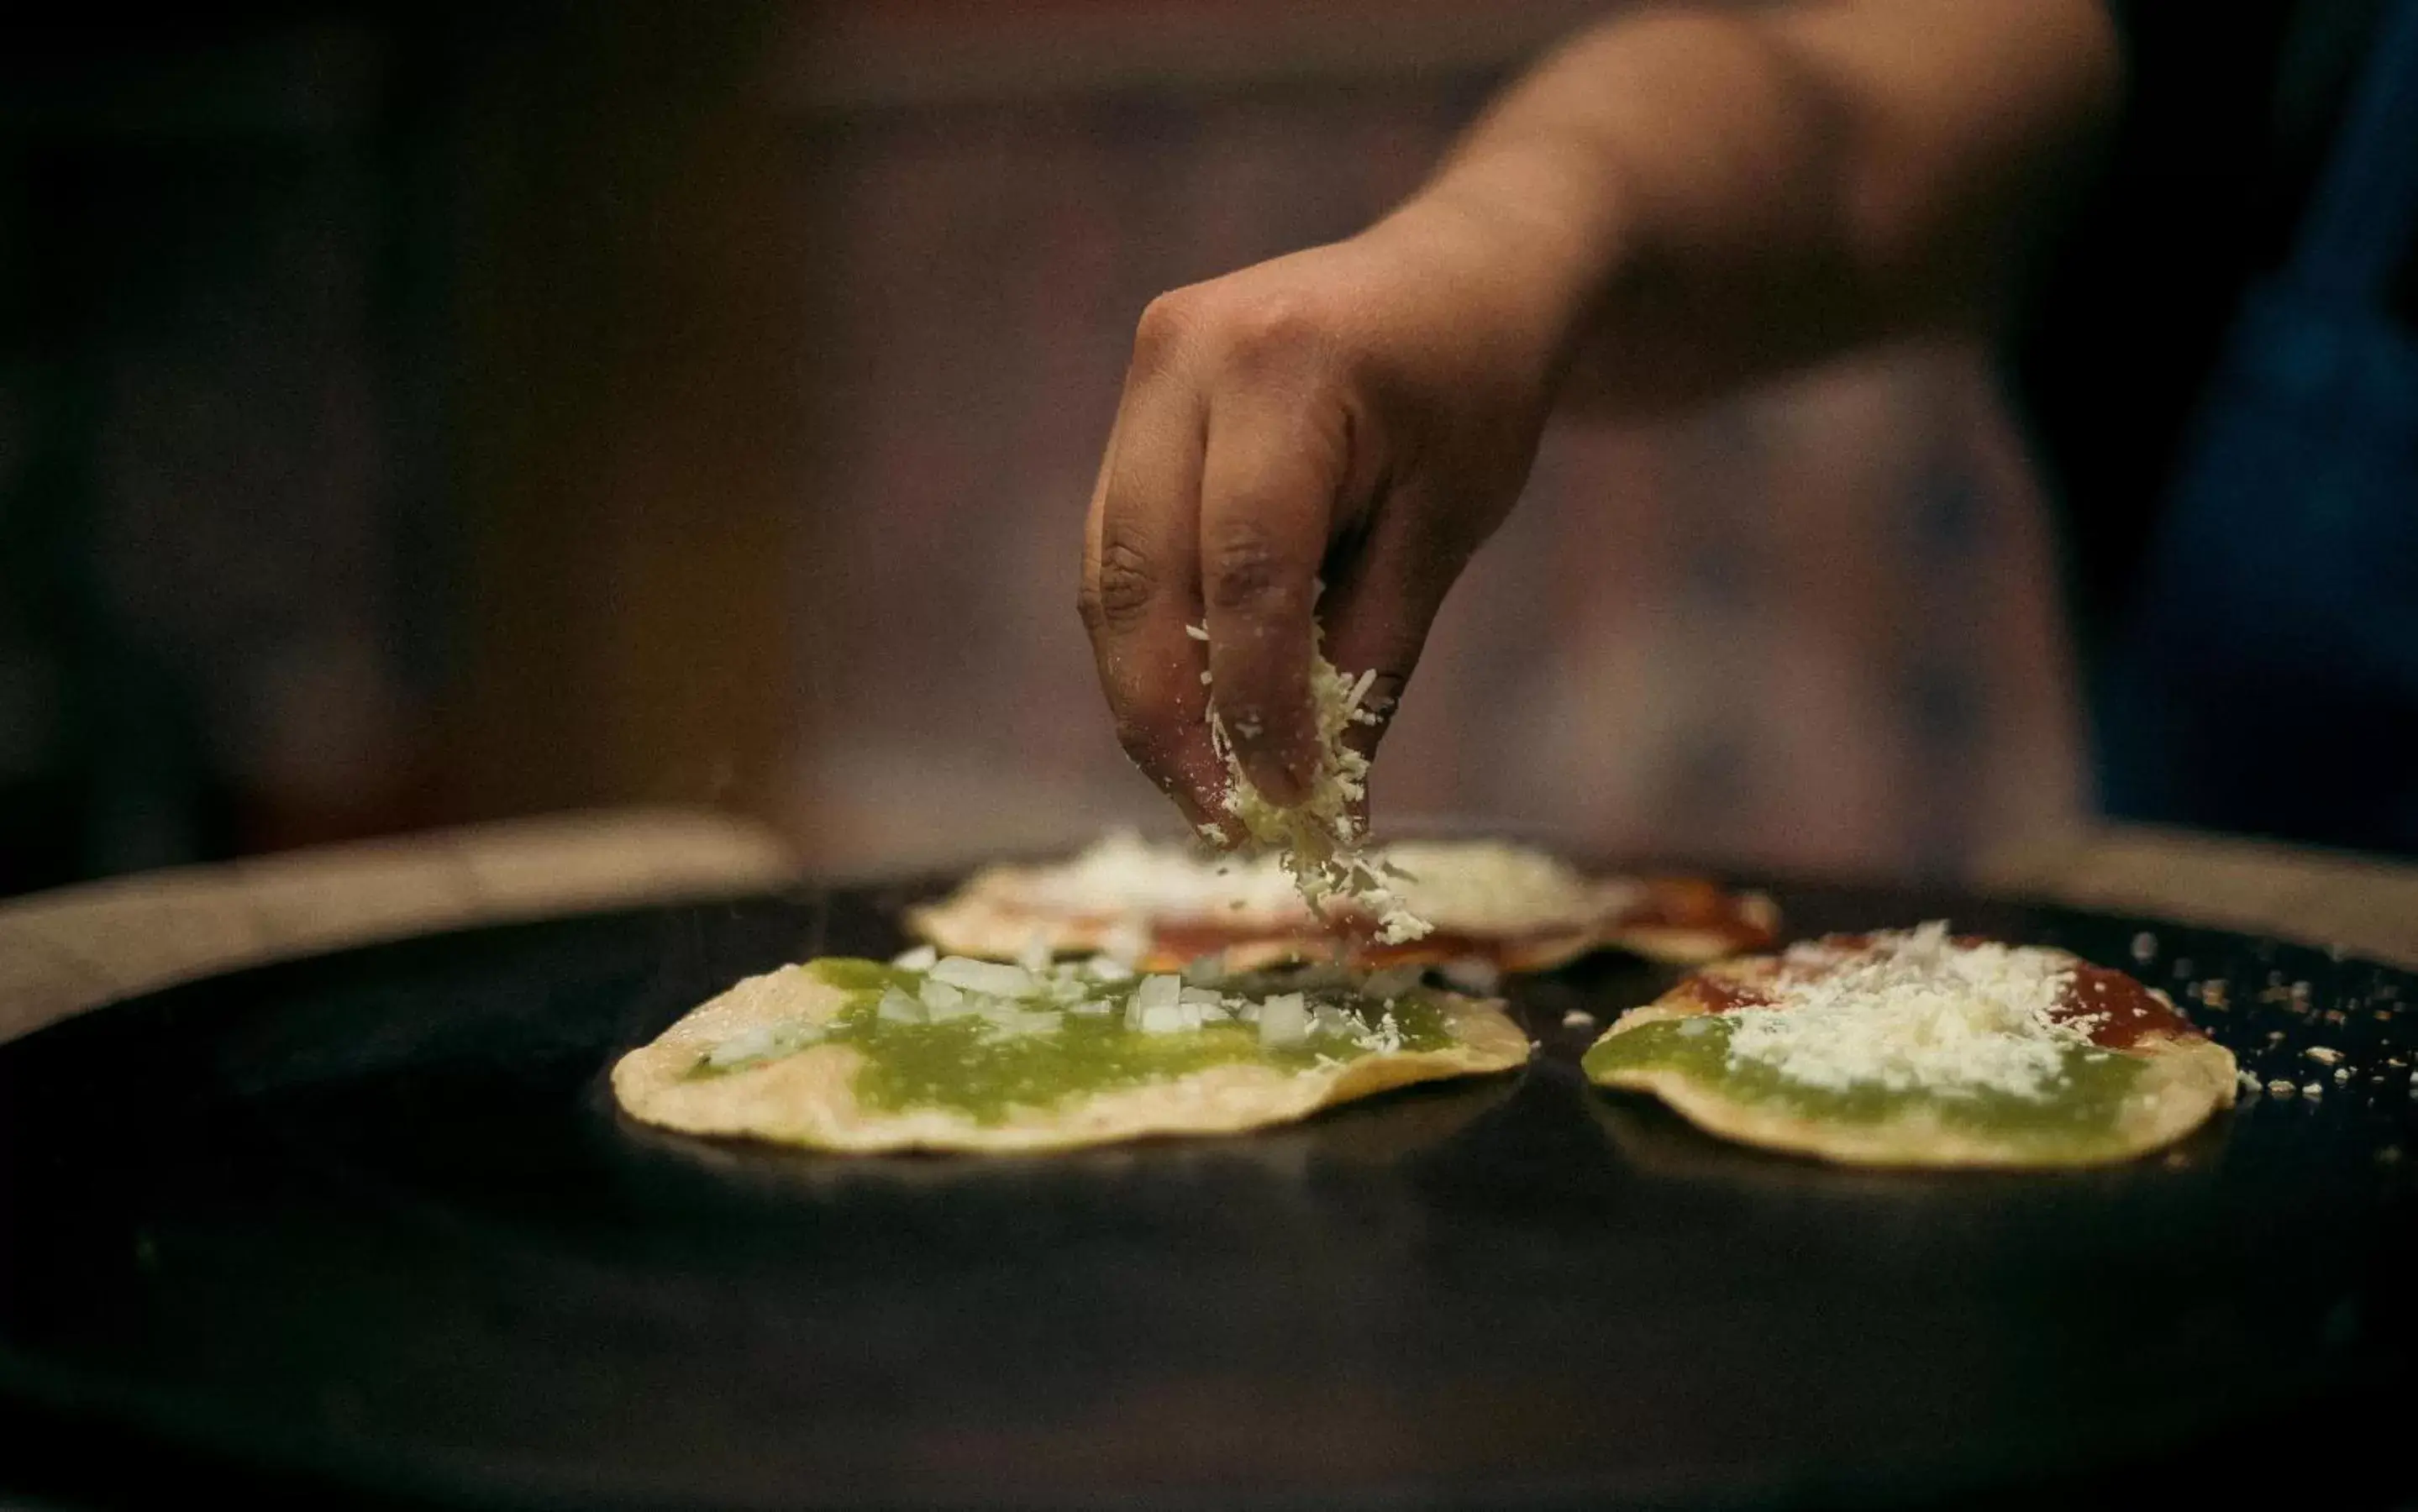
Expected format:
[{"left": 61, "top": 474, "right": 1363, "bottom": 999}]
[
  {"left": 1079, "top": 340, "right": 1227, "bottom": 827},
  {"left": 1198, "top": 379, "right": 1350, "bottom": 809},
  {"left": 1316, "top": 480, "right": 1473, "bottom": 804}
]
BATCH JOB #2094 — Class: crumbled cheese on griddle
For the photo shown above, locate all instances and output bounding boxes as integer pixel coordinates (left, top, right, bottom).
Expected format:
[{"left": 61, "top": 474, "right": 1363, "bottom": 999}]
[
  {"left": 2305, "top": 1045, "right": 2344, "bottom": 1066},
  {"left": 1371, "top": 841, "right": 1629, "bottom": 935},
  {"left": 1722, "top": 923, "right": 2092, "bottom": 1100},
  {"left": 1200, "top": 623, "right": 1430, "bottom": 944},
  {"left": 1010, "top": 829, "right": 1611, "bottom": 937},
  {"left": 1019, "top": 830, "right": 1306, "bottom": 920}
]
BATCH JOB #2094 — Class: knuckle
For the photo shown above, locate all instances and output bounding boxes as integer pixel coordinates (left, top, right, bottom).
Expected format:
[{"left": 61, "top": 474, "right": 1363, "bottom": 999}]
[
  {"left": 1140, "top": 282, "right": 1333, "bottom": 383},
  {"left": 1202, "top": 522, "right": 1296, "bottom": 615},
  {"left": 1215, "top": 295, "right": 1322, "bottom": 376},
  {"left": 1132, "top": 290, "right": 1201, "bottom": 372},
  {"left": 1091, "top": 537, "right": 1158, "bottom": 632}
]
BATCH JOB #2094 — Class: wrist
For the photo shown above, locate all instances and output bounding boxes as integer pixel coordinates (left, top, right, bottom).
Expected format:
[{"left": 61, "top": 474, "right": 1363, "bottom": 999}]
[{"left": 1380, "top": 140, "right": 1636, "bottom": 380}]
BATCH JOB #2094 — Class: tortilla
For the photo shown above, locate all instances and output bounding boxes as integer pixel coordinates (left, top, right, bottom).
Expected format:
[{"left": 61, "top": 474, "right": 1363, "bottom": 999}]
[
  {"left": 1582, "top": 925, "right": 2237, "bottom": 1168},
  {"left": 908, "top": 832, "right": 1779, "bottom": 975},
  {"left": 612, "top": 955, "right": 1528, "bottom": 1154}
]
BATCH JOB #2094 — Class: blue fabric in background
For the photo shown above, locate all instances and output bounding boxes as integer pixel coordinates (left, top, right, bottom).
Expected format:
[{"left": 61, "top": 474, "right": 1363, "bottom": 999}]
[{"left": 2096, "top": 0, "right": 2418, "bottom": 854}]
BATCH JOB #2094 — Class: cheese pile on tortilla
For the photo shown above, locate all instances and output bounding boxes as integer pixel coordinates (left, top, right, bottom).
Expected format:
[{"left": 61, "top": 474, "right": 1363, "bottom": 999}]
[
  {"left": 1199, "top": 622, "right": 1427, "bottom": 943},
  {"left": 1583, "top": 923, "right": 2237, "bottom": 1168},
  {"left": 909, "top": 831, "right": 1779, "bottom": 974},
  {"left": 613, "top": 951, "right": 1527, "bottom": 1154}
]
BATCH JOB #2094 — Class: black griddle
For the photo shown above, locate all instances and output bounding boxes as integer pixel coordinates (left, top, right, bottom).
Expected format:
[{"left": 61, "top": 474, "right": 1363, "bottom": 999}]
[{"left": 0, "top": 876, "right": 2413, "bottom": 1511}]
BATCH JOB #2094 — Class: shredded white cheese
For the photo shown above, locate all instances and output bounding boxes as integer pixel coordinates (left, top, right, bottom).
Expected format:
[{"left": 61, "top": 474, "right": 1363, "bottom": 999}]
[
  {"left": 1722, "top": 923, "right": 2095, "bottom": 1101},
  {"left": 1006, "top": 829, "right": 1622, "bottom": 939},
  {"left": 1197, "top": 623, "right": 1429, "bottom": 943}
]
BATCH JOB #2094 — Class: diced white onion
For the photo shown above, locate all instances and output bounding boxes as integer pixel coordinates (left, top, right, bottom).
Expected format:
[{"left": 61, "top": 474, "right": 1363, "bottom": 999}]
[
  {"left": 1259, "top": 993, "right": 1309, "bottom": 1047},
  {"left": 876, "top": 987, "right": 925, "bottom": 1025},
  {"left": 707, "top": 1024, "right": 781, "bottom": 1066},
  {"left": 1017, "top": 934, "right": 1053, "bottom": 974},
  {"left": 1139, "top": 1003, "right": 1187, "bottom": 1034},
  {"left": 918, "top": 977, "right": 967, "bottom": 1016},
  {"left": 928, "top": 957, "right": 1038, "bottom": 998},
  {"left": 1134, "top": 974, "right": 1182, "bottom": 1011},
  {"left": 891, "top": 944, "right": 938, "bottom": 972}
]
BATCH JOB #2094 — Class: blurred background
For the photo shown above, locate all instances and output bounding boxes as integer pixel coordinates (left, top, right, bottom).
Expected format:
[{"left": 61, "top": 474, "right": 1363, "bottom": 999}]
[{"left": 0, "top": 0, "right": 2084, "bottom": 900}]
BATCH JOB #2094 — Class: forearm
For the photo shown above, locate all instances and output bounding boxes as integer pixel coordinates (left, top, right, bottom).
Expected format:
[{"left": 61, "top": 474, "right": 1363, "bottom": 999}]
[
  {"left": 1388, "top": 0, "right": 2120, "bottom": 412},
  {"left": 1078, "top": 0, "right": 2119, "bottom": 821}
]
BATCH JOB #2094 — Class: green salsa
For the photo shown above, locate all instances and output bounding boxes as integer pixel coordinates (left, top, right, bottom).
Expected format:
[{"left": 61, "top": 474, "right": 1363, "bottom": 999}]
[
  {"left": 806, "top": 958, "right": 917, "bottom": 995},
  {"left": 1583, "top": 1015, "right": 2147, "bottom": 1147},
  {"left": 690, "top": 957, "right": 1461, "bottom": 1125}
]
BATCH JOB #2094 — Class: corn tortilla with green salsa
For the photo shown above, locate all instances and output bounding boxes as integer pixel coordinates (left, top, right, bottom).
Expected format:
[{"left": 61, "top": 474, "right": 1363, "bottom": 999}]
[
  {"left": 1583, "top": 924, "right": 2237, "bottom": 1169},
  {"left": 613, "top": 953, "right": 1528, "bottom": 1155}
]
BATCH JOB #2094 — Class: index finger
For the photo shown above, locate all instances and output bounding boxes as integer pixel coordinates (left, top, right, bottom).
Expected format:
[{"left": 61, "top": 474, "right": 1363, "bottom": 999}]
[
  {"left": 1198, "top": 384, "right": 1348, "bottom": 810},
  {"left": 1079, "top": 378, "right": 1228, "bottom": 830}
]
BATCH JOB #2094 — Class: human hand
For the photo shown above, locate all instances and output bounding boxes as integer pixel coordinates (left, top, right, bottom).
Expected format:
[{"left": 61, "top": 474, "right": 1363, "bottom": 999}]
[{"left": 1077, "top": 196, "right": 1585, "bottom": 832}]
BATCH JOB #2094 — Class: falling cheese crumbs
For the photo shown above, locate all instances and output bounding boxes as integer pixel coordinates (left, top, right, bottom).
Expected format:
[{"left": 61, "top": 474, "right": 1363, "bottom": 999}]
[
  {"left": 1722, "top": 924, "right": 2098, "bottom": 1100},
  {"left": 1196, "top": 622, "right": 1430, "bottom": 944}
]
